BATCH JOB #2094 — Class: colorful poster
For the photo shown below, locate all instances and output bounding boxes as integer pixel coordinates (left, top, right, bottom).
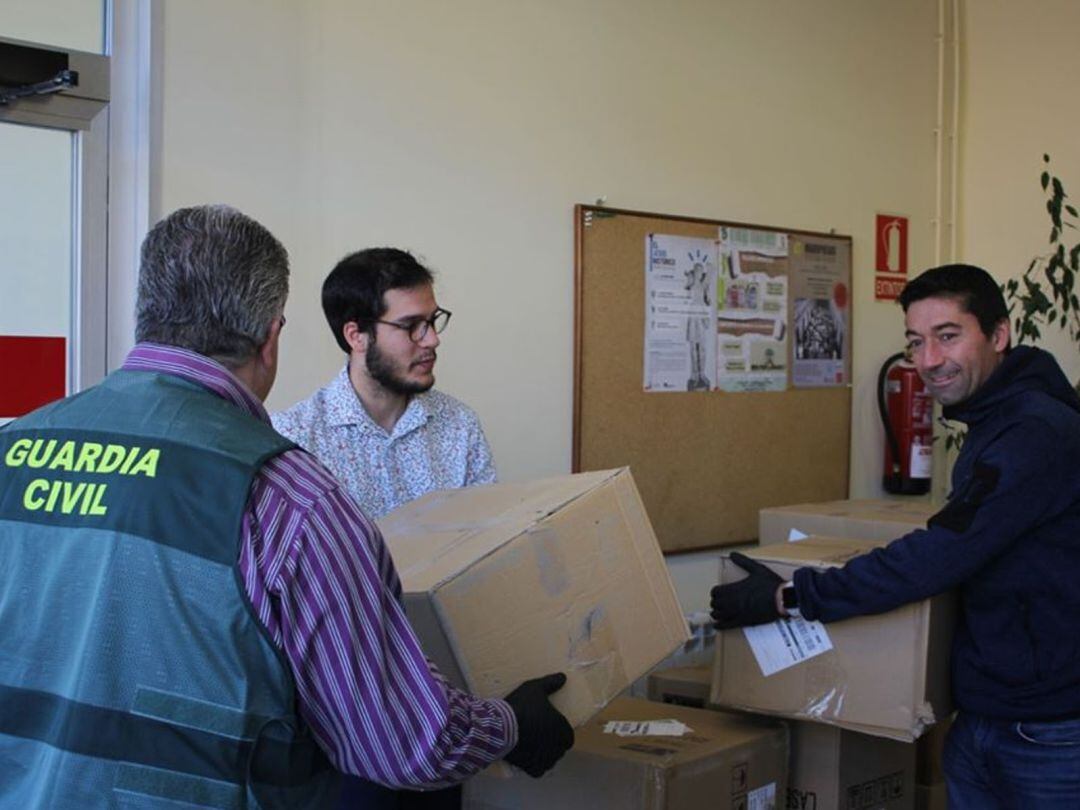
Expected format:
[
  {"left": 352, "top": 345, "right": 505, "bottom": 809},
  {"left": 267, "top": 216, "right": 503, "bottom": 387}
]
[
  {"left": 790, "top": 235, "right": 852, "bottom": 387},
  {"left": 716, "top": 227, "right": 789, "bottom": 392},
  {"left": 643, "top": 234, "right": 719, "bottom": 392}
]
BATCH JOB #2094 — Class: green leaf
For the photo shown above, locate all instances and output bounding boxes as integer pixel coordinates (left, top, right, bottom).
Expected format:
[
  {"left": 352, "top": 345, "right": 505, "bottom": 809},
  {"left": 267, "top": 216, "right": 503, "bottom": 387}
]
[
  {"left": 1045, "top": 153, "right": 1051, "bottom": 163},
  {"left": 1071, "top": 294, "right": 1079, "bottom": 310},
  {"left": 1068, "top": 205, "right": 1078, "bottom": 218},
  {"left": 1062, "top": 315, "right": 1068, "bottom": 328},
  {"left": 1043, "top": 171, "right": 1051, "bottom": 191}
]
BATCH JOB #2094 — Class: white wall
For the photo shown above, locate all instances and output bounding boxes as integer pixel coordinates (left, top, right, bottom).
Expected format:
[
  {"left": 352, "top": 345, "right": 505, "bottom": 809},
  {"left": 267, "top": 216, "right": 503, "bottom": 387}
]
[
  {"left": 958, "top": 1, "right": 1080, "bottom": 385},
  {"left": 153, "top": 0, "right": 941, "bottom": 503}
]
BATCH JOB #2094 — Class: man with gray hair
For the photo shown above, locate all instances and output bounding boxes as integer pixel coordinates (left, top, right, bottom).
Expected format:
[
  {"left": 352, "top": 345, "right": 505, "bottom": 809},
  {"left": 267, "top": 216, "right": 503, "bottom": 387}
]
[{"left": 0, "top": 205, "right": 572, "bottom": 808}]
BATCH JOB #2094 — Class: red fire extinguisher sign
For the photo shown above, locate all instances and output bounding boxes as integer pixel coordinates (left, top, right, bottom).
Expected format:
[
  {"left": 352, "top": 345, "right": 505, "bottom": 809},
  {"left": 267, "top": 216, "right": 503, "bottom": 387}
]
[
  {"left": 875, "top": 215, "right": 908, "bottom": 274},
  {"left": 875, "top": 214, "right": 909, "bottom": 302}
]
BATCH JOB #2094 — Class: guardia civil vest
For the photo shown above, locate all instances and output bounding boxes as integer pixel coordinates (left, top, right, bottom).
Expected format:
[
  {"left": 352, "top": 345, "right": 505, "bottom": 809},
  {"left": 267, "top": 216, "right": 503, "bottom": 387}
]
[{"left": 0, "top": 369, "right": 340, "bottom": 809}]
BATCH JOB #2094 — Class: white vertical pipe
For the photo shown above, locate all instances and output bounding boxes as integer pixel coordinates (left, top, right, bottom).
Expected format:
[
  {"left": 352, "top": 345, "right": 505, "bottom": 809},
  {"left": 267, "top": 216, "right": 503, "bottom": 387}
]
[
  {"left": 933, "top": 0, "right": 946, "bottom": 266},
  {"left": 948, "top": 0, "right": 961, "bottom": 262}
]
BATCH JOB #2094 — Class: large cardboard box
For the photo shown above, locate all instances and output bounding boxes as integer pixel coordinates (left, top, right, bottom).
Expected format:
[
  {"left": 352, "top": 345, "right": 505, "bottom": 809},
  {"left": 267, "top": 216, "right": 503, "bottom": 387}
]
[
  {"left": 379, "top": 469, "right": 690, "bottom": 726},
  {"left": 711, "top": 538, "right": 954, "bottom": 741},
  {"left": 915, "top": 782, "right": 948, "bottom": 810},
  {"left": 646, "top": 668, "right": 918, "bottom": 809},
  {"left": 646, "top": 666, "right": 713, "bottom": 709},
  {"left": 788, "top": 721, "right": 916, "bottom": 810},
  {"left": 915, "top": 715, "right": 952, "bottom": 787},
  {"left": 759, "top": 498, "right": 936, "bottom": 546},
  {"left": 465, "top": 697, "right": 788, "bottom": 810}
]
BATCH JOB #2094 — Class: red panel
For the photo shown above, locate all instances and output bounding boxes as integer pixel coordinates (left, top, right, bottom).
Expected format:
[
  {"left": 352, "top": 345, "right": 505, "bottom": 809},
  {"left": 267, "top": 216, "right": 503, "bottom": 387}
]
[
  {"left": 875, "top": 214, "right": 909, "bottom": 275},
  {"left": 0, "top": 336, "right": 67, "bottom": 417}
]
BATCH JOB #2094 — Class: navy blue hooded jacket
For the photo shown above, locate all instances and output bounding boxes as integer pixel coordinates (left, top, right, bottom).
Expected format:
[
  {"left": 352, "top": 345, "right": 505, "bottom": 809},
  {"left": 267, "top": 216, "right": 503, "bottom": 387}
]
[{"left": 795, "top": 345, "right": 1080, "bottom": 721}]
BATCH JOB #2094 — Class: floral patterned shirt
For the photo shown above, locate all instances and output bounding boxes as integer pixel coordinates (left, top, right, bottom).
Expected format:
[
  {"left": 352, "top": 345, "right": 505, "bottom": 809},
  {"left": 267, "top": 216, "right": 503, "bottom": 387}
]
[{"left": 272, "top": 364, "right": 497, "bottom": 519}]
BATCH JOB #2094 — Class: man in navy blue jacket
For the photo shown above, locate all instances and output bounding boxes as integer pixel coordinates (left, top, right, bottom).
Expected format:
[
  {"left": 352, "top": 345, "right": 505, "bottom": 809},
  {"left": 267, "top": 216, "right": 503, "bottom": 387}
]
[{"left": 711, "top": 264, "right": 1080, "bottom": 809}]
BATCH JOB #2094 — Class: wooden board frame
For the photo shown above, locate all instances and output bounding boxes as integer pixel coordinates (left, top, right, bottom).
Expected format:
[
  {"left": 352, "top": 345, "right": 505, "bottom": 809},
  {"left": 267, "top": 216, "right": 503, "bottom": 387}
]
[{"left": 573, "top": 205, "right": 852, "bottom": 554}]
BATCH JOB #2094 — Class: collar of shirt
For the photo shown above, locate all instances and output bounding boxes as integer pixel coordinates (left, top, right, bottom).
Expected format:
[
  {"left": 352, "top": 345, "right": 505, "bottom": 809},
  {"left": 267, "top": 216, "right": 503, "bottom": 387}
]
[
  {"left": 121, "top": 342, "right": 271, "bottom": 424},
  {"left": 327, "top": 363, "right": 432, "bottom": 439}
]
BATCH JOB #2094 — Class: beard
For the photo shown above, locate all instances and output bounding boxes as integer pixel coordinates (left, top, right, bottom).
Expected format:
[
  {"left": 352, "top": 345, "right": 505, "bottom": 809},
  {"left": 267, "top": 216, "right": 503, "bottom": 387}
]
[{"left": 366, "top": 340, "right": 436, "bottom": 396}]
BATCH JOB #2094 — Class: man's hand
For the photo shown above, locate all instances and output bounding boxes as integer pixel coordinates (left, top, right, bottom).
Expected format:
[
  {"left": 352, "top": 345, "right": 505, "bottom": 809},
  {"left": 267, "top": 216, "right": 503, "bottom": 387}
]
[
  {"left": 710, "top": 552, "right": 784, "bottom": 629},
  {"left": 503, "top": 673, "right": 575, "bottom": 777}
]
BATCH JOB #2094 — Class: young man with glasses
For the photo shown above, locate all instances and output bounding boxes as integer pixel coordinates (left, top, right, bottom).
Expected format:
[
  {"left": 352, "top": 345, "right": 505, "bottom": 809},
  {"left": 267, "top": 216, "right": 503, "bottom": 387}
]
[
  {"left": 274, "top": 250, "right": 502, "bottom": 808},
  {"left": 273, "top": 247, "right": 496, "bottom": 521}
]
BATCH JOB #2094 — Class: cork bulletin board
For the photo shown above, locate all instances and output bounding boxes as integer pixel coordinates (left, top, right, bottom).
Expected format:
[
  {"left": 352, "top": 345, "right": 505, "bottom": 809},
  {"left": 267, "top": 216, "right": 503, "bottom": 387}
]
[{"left": 572, "top": 205, "right": 852, "bottom": 554}]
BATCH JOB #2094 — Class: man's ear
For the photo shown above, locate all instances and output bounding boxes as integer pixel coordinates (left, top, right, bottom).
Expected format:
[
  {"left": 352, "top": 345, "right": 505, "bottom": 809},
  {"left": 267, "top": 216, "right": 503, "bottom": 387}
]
[
  {"left": 992, "top": 317, "right": 1011, "bottom": 353},
  {"left": 258, "top": 317, "right": 284, "bottom": 368},
  {"left": 342, "top": 321, "right": 368, "bottom": 354}
]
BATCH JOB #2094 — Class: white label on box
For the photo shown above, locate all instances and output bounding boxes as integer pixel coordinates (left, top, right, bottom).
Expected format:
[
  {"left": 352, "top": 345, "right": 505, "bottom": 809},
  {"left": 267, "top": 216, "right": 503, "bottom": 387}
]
[
  {"left": 742, "top": 616, "right": 833, "bottom": 676},
  {"left": 603, "top": 719, "right": 692, "bottom": 737},
  {"left": 748, "top": 782, "right": 776, "bottom": 809},
  {"left": 787, "top": 528, "right": 809, "bottom": 542}
]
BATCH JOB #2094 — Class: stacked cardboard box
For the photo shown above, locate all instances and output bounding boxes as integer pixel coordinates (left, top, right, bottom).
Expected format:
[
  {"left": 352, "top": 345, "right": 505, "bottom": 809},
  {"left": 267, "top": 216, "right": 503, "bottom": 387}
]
[
  {"left": 914, "top": 716, "right": 952, "bottom": 809},
  {"left": 790, "top": 722, "right": 915, "bottom": 810},
  {"left": 711, "top": 538, "right": 954, "bottom": 741},
  {"left": 650, "top": 665, "right": 917, "bottom": 810},
  {"left": 759, "top": 497, "right": 936, "bottom": 546},
  {"left": 916, "top": 782, "right": 948, "bottom": 810},
  {"left": 465, "top": 697, "right": 788, "bottom": 809},
  {"left": 645, "top": 665, "right": 712, "bottom": 709},
  {"left": 379, "top": 468, "right": 690, "bottom": 727},
  {"left": 757, "top": 499, "right": 953, "bottom": 804}
]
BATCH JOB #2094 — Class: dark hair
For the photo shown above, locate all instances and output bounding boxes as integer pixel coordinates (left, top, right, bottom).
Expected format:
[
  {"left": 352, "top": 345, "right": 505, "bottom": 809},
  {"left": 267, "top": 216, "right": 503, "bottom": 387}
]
[
  {"left": 898, "top": 263, "right": 1008, "bottom": 338},
  {"left": 322, "top": 248, "right": 434, "bottom": 353},
  {"left": 136, "top": 205, "right": 289, "bottom": 366}
]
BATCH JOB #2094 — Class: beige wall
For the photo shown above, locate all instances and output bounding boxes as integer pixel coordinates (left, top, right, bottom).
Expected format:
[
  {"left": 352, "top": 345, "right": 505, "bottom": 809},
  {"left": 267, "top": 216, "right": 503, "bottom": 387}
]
[
  {"left": 154, "top": 0, "right": 941, "bottom": 499},
  {"left": 959, "top": 0, "right": 1080, "bottom": 384}
]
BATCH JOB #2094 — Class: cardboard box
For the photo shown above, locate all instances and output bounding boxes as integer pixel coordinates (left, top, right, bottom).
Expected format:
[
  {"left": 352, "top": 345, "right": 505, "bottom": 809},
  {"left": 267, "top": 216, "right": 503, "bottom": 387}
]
[
  {"left": 646, "top": 668, "right": 920, "bottom": 809},
  {"left": 378, "top": 469, "right": 689, "bottom": 727},
  {"left": 915, "top": 715, "right": 952, "bottom": 786},
  {"left": 915, "top": 782, "right": 948, "bottom": 810},
  {"left": 711, "top": 538, "right": 954, "bottom": 741},
  {"left": 759, "top": 498, "right": 937, "bottom": 546},
  {"left": 465, "top": 697, "right": 788, "bottom": 810},
  {"left": 646, "top": 666, "right": 713, "bottom": 709},
  {"left": 788, "top": 721, "right": 915, "bottom": 810}
]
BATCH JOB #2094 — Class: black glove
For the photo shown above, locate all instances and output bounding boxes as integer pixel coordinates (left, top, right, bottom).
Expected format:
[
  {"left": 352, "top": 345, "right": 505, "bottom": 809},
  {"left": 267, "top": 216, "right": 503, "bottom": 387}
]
[
  {"left": 503, "top": 672, "right": 575, "bottom": 777},
  {"left": 710, "top": 551, "right": 783, "bottom": 629}
]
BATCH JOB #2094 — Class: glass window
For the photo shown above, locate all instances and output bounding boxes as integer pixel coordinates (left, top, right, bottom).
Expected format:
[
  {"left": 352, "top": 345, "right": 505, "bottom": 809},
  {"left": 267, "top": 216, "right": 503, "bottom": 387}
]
[
  {"left": 0, "top": 121, "right": 75, "bottom": 423},
  {"left": 0, "top": 0, "right": 108, "bottom": 55}
]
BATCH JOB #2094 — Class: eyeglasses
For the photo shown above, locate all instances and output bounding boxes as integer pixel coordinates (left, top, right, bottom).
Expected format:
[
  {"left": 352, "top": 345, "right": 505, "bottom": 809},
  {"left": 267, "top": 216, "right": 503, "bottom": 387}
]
[{"left": 369, "top": 308, "right": 451, "bottom": 343}]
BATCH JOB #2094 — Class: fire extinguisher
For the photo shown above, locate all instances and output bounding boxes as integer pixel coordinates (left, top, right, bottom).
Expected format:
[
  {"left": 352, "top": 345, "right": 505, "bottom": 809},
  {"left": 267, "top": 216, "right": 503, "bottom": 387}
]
[{"left": 878, "top": 352, "right": 933, "bottom": 495}]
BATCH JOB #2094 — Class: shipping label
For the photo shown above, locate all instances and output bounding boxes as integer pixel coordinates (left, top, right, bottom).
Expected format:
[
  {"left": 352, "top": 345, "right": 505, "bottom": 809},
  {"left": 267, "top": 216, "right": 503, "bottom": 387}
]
[{"left": 742, "top": 616, "right": 834, "bottom": 677}]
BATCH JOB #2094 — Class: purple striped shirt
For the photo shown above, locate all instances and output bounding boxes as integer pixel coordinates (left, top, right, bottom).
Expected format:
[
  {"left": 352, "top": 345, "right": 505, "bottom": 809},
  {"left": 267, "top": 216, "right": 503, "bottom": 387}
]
[{"left": 122, "top": 343, "right": 515, "bottom": 788}]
